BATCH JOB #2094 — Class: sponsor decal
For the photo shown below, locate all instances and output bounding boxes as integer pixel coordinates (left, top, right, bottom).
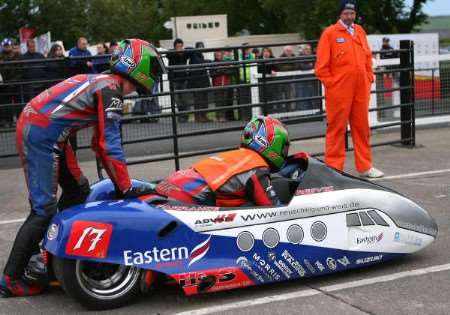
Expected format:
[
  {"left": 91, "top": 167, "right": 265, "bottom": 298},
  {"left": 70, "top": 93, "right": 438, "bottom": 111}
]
[
  {"left": 267, "top": 252, "right": 293, "bottom": 279},
  {"left": 326, "top": 257, "right": 337, "bottom": 270},
  {"left": 123, "top": 235, "right": 211, "bottom": 267},
  {"left": 157, "top": 204, "right": 220, "bottom": 212},
  {"left": 252, "top": 252, "right": 281, "bottom": 281},
  {"left": 66, "top": 221, "right": 113, "bottom": 258},
  {"left": 240, "top": 202, "right": 360, "bottom": 222},
  {"left": 356, "top": 232, "right": 384, "bottom": 245},
  {"left": 106, "top": 97, "right": 123, "bottom": 111},
  {"left": 356, "top": 254, "right": 383, "bottom": 265},
  {"left": 120, "top": 55, "right": 136, "bottom": 69},
  {"left": 336, "top": 37, "right": 346, "bottom": 43},
  {"left": 337, "top": 256, "right": 351, "bottom": 267},
  {"left": 237, "top": 256, "right": 265, "bottom": 283},
  {"left": 315, "top": 260, "right": 326, "bottom": 272},
  {"left": 46, "top": 223, "right": 59, "bottom": 241},
  {"left": 303, "top": 259, "right": 316, "bottom": 273},
  {"left": 281, "top": 250, "right": 306, "bottom": 277},
  {"left": 295, "top": 186, "right": 334, "bottom": 196},
  {"left": 195, "top": 213, "right": 237, "bottom": 226},
  {"left": 394, "top": 231, "right": 423, "bottom": 246}
]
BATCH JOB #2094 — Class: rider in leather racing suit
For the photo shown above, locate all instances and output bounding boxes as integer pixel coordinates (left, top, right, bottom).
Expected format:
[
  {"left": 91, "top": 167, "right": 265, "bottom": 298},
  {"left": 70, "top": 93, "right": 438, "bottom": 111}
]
[
  {"left": 0, "top": 39, "right": 166, "bottom": 297},
  {"left": 156, "top": 116, "right": 290, "bottom": 207}
]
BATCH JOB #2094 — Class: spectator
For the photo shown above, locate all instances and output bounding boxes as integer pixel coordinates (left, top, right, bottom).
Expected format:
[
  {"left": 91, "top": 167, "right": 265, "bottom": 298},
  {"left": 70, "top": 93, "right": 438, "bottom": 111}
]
[
  {"left": 68, "top": 37, "right": 94, "bottom": 75},
  {"left": 296, "top": 44, "right": 317, "bottom": 110},
  {"left": 252, "top": 47, "right": 261, "bottom": 59},
  {"left": 188, "top": 41, "right": 211, "bottom": 122},
  {"left": 210, "top": 50, "right": 235, "bottom": 122},
  {"left": 380, "top": 37, "right": 399, "bottom": 59},
  {"left": 223, "top": 47, "right": 234, "bottom": 61},
  {"left": 0, "top": 38, "right": 21, "bottom": 127},
  {"left": 238, "top": 43, "right": 255, "bottom": 120},
  {"left": 257, "top": 47, "right": 277, "bottom": 114},
  {"left": 258, "top": 47, "right": 276, "bottom": 75},
  {"left": 21, "top": 39, "right": 46, "bottom": 102},
  {"left": 315, "top": 0, "right": 384, "bottom": 178},
  {"left": 108, "top": 41, "right": 118, "bottom": 54},
  {"left": 277, "top": 45, "right": 298, "bottom": 72},
  {"left": 46, "top": 43, "right": 66, "bottom": 84},
  {"left": 167, "top": 38, "right": 190, "bottom": 122},
  {"left": 277, "top": 45, "right": 298, "bottom": 111},
  {"left": 93, "top": 42, "right": 110, "bottom": 73}
]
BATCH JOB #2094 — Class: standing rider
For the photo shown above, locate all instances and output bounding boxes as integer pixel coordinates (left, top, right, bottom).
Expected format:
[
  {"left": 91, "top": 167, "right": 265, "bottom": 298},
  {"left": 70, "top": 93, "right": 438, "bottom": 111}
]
[{"left": 0, "top": 39, "right": 165, "bottom": 297}]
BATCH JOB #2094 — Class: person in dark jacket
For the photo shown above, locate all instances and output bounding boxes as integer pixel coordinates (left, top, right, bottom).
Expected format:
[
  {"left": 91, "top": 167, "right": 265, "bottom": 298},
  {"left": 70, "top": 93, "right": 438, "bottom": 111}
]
[
  {"left": 210, "top": 50, "right": 235, "bottom": 121},
  {"left": 46, "top": 44, "right": 66, "bottom": 85},
  {"left": 93, "top": 42, "right": 110, "bottom": 73},
  {"left": 188, "top": 42, "right": 211, "bottom": 122},
  {"left": 0, "top": 38, "right": 21, "bottom": 126},
  {"left": 166, "top": 38, "right": 190, "bottom": 122},
  {"left": 68, "top": 37, "right": 94, "bottom": 75},
  {"left": 21, "top": 39, "right": 46, "bottom": 102},
  {"left": 257, "top": 47, "right": 277, "bottom": 113}
]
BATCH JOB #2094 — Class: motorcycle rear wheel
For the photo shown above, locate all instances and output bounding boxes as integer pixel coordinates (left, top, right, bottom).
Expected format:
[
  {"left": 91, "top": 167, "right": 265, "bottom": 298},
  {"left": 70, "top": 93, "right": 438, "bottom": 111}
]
[{"left": 53, "top": 257, "right": 141, "bottom": 310}]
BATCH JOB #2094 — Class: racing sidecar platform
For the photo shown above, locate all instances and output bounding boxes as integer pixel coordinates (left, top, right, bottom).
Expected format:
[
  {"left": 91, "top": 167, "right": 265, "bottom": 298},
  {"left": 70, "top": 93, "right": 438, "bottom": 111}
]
[{"left": 43, "top": 154, "right": 438, "bottom": 309}]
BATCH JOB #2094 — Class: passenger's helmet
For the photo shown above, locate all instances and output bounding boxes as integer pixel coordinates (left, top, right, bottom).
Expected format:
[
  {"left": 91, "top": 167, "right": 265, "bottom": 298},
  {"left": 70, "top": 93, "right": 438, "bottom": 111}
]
[
  {"left": 241, "top": 116, "right": 290, "bottom": 169},
  {"left": 110, "top": 39, "right": 166, "bottom": 93}
]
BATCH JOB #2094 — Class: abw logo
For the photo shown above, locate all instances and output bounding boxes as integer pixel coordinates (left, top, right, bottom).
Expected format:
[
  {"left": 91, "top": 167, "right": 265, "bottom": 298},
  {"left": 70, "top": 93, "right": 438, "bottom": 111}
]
[{"left": 66, "top": 221, "right": 113, "bottom": 258}]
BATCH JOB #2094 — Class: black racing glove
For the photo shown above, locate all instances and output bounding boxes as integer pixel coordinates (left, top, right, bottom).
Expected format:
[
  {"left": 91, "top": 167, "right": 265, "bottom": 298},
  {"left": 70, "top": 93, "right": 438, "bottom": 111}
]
[{"left": 122, "top": 184, "right": 156, "bottom": 198}]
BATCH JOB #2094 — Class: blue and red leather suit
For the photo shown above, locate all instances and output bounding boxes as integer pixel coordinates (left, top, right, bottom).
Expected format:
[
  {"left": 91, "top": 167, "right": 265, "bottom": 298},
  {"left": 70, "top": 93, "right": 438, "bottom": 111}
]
[{"left": 16, "top": 73, "right": 131, "bottom": 217}]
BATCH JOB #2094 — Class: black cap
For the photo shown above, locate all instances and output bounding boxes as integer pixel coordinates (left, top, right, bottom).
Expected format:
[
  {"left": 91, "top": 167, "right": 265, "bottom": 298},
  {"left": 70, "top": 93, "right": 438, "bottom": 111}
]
[{"left": 339, "top": 0, "right": 357, "bottom": 14}]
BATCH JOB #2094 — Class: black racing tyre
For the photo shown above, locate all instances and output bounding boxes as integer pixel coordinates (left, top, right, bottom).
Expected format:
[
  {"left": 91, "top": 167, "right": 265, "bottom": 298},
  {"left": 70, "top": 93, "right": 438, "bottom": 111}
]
[{"left": 52, "top": 257, "right": 142, "bottom": 310}]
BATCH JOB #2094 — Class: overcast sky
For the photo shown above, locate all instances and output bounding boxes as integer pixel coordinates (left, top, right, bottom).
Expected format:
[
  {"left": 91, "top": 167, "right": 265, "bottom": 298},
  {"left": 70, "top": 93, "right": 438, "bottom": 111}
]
[{"left": 405, "top": 0, "right": 450, "bottom": 16}]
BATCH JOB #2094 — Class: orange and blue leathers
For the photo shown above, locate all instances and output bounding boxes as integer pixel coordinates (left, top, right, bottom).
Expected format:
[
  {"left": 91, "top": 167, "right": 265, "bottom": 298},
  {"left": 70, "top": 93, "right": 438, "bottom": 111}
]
[
  {"left": 315, "top": 20, "right": 374, "bottom": 172},
  {"left": 16, "top": 73, "right": 131, "bottom": 217}
]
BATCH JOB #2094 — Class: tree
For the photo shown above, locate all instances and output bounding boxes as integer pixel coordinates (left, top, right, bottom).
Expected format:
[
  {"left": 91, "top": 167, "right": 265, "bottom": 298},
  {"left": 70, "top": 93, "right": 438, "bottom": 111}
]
[
  {"left": 0, "top": 0, "right": 430, "bottom": 47},
  {"left": 262, "top": 0, "right": 430, "bottom": 39}
]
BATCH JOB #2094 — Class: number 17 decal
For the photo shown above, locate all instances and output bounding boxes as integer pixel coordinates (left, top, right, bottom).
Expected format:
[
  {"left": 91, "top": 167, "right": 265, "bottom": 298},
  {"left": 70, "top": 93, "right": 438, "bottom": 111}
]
[{"left": 66, "top": 221, "right": 113, "bottom": 258}]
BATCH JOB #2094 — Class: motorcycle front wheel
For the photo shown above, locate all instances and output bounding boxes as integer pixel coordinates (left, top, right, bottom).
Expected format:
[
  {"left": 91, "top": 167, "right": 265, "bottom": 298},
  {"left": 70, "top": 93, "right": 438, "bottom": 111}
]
[{"left": 53, "top": 257, "right": 142, "bottom": 310}]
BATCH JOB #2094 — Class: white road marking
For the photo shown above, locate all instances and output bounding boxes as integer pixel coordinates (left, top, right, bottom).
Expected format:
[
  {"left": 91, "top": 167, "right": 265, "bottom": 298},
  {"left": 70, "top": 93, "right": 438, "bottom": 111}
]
[
  {"left": 372, "top": 169, "right": 450, "bottom": 181},
  {"left": 176, "top": 263, "right": 450, "bottom": 315},
  {"left": 0, "top": 218, "right": 25, "bottom": 225}
]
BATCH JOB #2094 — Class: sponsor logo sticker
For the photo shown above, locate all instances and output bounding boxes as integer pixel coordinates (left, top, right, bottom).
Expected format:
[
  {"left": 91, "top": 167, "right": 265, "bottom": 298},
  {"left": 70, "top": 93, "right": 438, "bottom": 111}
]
[
  {"left": 66, "top": 221, "right": 113, "bottom": 258},
  {"left": 356, "top": 232, "right": 384, "bottom": 245},
  {"left": 356, "top": 254, "right": 383, "bottom": 265},
  {"left": 394, "top": 231, "right": 423, "bottom": 246},
  {"left": 195, "top": 213, "right": 237, "bottom": 226},
  {"left": 123, "top": 235, "right": 211, "bottom": 267},
  {"left": 326, "top": 257, "right": 337, "bottom": 270},
  {"left": 336, "top": 37, "right": 346, "bottom": 43}
]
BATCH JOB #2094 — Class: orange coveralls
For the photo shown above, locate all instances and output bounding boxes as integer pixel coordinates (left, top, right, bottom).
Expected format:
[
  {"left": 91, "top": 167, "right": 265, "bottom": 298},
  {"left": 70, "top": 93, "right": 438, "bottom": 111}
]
[{"left": 315, "top": 21, "right": 374, "bottom": 172}]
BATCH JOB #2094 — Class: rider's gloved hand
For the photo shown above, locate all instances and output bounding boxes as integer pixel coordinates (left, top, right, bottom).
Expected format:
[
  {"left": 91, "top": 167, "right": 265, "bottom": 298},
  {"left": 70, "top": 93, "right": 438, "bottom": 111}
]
[{"left": 122, "top": 184, "right": 155, "bottom": 198}]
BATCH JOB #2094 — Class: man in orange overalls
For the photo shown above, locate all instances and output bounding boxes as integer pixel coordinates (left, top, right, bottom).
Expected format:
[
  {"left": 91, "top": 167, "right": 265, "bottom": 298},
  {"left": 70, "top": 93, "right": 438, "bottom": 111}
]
[{"left": 315, "top": 0, "right": 384, "bottom": 178}]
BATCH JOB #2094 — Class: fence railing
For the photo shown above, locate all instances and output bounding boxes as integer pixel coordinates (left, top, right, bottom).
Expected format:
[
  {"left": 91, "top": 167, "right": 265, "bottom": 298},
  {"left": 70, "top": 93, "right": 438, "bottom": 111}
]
[{"left": 0, "top": 40, "right": 425, "bottom": 176}]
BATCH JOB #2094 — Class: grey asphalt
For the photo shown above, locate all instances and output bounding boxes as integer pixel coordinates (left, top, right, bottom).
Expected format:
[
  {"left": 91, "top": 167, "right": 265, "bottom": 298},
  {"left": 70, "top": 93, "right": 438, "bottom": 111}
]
[{"left": 0, "top": 126, "right": 449, "bottom": 314}]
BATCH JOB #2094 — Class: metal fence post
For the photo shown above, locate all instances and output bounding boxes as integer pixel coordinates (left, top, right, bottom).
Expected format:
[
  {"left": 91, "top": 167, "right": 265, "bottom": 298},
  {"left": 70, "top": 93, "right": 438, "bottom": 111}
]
[
  {"left": 169, "top": 79, "right": 181, "bottom": 170},
  {"left": 399, "top": 40, "right": 415, "bottom": 146},
  {"left": 261, "top": 61, "right": 268, "bottom": 116}
]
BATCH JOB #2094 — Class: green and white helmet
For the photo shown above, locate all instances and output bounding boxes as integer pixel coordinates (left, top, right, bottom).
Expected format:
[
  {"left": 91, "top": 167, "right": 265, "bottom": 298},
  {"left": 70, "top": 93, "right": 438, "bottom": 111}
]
[
  {"left": 110, "top": 39, "right": 166, "bottom": 93},
  {"left": 241, "top": 116, "right": 290, "bottom": 169}
]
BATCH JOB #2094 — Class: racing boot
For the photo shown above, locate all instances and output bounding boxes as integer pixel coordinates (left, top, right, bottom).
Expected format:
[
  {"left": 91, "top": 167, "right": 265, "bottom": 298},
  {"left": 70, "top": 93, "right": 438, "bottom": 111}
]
[{"left": 0, "top": 274, "right": 44, "bottom": 297}]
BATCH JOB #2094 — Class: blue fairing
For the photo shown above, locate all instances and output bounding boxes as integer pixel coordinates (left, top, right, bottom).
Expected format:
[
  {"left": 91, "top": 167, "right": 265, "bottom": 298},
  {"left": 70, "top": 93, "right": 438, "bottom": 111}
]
[{"left": 44, "top": 196, "right": 403, "bottom": 284}]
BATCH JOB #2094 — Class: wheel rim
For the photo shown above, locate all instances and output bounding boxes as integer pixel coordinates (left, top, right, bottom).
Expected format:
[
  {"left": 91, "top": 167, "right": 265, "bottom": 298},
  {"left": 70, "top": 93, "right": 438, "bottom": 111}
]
[{"left": 75, "top": 260, "right": 140, "bottom": 300}]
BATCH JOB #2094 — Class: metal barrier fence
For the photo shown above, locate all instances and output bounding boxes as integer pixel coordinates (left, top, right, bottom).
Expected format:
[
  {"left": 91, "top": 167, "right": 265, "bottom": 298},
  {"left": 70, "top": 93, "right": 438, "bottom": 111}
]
[{"left": 0, "top": 40, "right": 421, "bottom": 173}]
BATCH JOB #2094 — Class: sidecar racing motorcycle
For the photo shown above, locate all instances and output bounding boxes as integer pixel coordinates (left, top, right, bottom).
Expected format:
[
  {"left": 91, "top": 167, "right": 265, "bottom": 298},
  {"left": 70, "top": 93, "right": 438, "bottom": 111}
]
[{"left": 41, "top": 153, "right": 438, "bottom": 309}]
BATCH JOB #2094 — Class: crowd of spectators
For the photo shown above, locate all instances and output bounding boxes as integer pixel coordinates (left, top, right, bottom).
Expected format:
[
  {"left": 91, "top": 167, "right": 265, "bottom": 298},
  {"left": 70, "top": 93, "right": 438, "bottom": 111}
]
[
  {"left": 0, "top": 35, "right": 322, "bottom": 126},
  {"left": 0, "top": 37, "right": 120, "bottom": 126}
]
